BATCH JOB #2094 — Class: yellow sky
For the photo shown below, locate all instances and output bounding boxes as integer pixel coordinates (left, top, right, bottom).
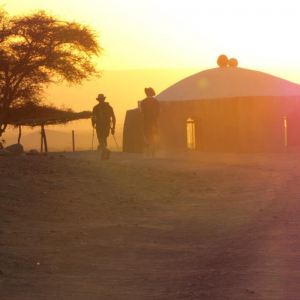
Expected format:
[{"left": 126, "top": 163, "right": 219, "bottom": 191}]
[
  {"left": 4, "top": 0, "right": 300, "bottom": 77},
  {"left": 3, "top": 0, "right": 300, "bottom": 133}
]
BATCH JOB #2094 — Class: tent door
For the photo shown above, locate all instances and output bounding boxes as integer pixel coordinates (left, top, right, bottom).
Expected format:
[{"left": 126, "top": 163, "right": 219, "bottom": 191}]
[
  {"left": 285, "top": 114, "right": 300, "bottom": 146},
  {"left": 187, "top": 117, "right": 203, "bottom": 150},
  {"left": 187, "top": 118, "right": 196, "bottom": 149}
]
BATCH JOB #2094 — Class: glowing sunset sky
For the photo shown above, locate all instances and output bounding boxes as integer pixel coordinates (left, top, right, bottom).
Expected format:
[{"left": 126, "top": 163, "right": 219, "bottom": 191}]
[{"left": 5, "top": 0, "right": 300, "bottom": 77}]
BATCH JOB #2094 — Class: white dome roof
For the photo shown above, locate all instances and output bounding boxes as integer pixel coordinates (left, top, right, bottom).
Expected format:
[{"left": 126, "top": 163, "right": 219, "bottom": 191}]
[{"left": 156, "top": 67, "right": 300, "bottom": 101}]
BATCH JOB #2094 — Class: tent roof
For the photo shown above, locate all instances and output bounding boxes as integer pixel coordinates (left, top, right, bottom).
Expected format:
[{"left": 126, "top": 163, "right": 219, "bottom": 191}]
[{"left": 156, "top": 67, "right": 300, "bottom": 101}]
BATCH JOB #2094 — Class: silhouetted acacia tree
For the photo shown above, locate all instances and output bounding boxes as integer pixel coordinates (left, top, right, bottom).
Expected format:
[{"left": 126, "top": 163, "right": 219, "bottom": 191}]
[{"left": 0, "top": 9, "right": 102, "bottom": 137}]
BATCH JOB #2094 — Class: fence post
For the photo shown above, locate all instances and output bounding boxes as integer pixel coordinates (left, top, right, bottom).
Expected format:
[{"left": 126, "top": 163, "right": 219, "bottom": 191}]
[
  {"left": 42, "top": 124, "right": 48, "bottom": 153},
  {"left": 40, "top": 125, "right": 43, "bottom": 153},
  {"left": 72, "top": 130, "right": 75, "bottom": 152},
  {"left": 18, "top": 125, "right": 22, "bottom": 144}
]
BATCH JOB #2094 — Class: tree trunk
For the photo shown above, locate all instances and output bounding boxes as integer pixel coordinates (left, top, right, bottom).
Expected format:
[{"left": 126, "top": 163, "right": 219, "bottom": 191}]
[
  {"left": 0, "top": 123, "right": 7, "bottom": 137},
  {"left": 0, "top": 76, "right": 11, "bottom": 137},
  {"left": 0, "top": 96, "right": 11, "bottom": 137},
  {"left": 0, "top": 109, "right": 8, "bottom": 138}
]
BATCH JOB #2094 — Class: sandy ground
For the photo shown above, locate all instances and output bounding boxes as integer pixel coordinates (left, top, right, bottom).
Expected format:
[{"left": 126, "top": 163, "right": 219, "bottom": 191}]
[{"left": 1, "top": 150, "right": 300, "bottom": 300}]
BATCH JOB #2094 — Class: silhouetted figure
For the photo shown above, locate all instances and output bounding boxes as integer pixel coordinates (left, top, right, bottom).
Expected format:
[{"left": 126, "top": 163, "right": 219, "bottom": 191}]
[
  {"left": 140, "top": 88, "right": 161, "bottom": 157},
  {"left": 92, "top": 94, "right": 116, "bottom": 160}
]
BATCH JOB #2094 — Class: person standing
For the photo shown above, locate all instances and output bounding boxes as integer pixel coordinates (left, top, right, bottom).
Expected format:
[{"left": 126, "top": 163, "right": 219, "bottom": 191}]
[
  {"left": 140, "top": 87, "right": 161, "bottom": 157},
  {"left": 92, "top": 94, "right": 116, "bottom": 160}
]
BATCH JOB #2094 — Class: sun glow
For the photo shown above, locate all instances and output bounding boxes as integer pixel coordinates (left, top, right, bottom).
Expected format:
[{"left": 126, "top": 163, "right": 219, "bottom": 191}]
[{"left": 5, "top": 0, "right": 300, "bottom": 77}]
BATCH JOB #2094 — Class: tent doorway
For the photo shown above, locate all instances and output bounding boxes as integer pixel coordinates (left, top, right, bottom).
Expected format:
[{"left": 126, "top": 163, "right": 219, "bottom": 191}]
[
  {"left": 187, "top": 118, "right": 196, "bottom": 149},
  {"left": 284, "top": 114, "right": 300, "bottom": 146},
  {"left": 187, "top": 117, "right": 203, "bottom": 150}
]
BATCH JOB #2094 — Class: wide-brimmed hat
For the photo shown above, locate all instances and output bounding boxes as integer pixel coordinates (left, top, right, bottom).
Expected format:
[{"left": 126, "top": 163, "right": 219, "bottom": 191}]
[
  {"left": 145, "top": 87, "right": 156, "bottom": 97},
  {"left": 96, "top": 94, "right": 106, "bottom": 100}
]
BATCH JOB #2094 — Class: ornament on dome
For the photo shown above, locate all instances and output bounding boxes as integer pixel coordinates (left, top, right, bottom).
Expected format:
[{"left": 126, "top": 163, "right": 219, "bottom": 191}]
[
  {"left": 217, "top": 55, "right": 228, "bottom": 67},
  {"left": 217, "top": 55, "right": 238, "bottom": 67},
  {"left": 228, "top": 58, "right": 238, "bottom": 67}
]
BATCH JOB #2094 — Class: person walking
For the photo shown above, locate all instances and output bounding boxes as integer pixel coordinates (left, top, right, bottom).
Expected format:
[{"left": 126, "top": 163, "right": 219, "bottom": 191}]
[
  {"left": 140, "top": 87, "right": 161, "bottom": 157},
  {"left": 91, "top": 94, "right": 116, "bottom": 160}
]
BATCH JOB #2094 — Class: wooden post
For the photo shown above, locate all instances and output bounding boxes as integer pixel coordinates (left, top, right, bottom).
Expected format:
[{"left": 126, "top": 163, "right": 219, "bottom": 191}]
[
  {"left": 72, "top": 130, "right": 75, "bottom": 152},
  {"left": 42, "top": 125, "right": 48, "bottom": 153},
  {"left": 18, "top": 125, "right": 22, "bottom": 144},
  {"left": 40, "top": 126, "right": 44, "bottom": 153}
]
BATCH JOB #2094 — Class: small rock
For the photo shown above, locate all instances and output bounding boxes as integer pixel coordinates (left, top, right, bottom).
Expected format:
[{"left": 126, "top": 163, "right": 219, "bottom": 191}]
[
  {"left": 26, "top": 149, "right": 40, "bottom": 156},
  {"left": 206, "top": 187, "right": 215, "bottom": 191},
  {"left": 47, "top": 265, "right": 59, "bottom": 274},
  {"left": 0, "top": 149, "right": 13, "bottom": 157},
  {"left": 9, "top": 184, "right": 19, "bottom": 188},
  {"left": 59, "top": 154, "right": 66, "bottom": 158},
  {"left": 5, "top": 144, "right": 24, "bottom": 156},
  {"left": 53, "top": 183, "right": 65, "bottom": 189},
  {"left": 0, "top": 269, "right": 4, "bottom": 275}
]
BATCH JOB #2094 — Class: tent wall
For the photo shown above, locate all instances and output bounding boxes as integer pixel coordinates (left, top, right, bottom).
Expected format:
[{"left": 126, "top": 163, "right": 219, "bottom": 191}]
[
  {"left": 123, "top": 109, "right": 144, "bottom": 153},
  {"left": 123, "top": 96, "right": 300, "bottom": 153}
]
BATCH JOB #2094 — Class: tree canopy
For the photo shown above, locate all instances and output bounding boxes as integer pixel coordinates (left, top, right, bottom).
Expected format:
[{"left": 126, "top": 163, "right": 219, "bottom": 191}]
[
  {"left": 7, "top": 102, "right": 92, "bottom": 127},
  {"left": 0, "top": 9, "right": 103, "bottom": 136}
]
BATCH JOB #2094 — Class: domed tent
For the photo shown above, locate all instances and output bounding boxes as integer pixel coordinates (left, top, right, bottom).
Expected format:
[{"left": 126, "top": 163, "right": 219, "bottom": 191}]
[{"left": 123, "top": 67, "right": 300, "bottom": 153}]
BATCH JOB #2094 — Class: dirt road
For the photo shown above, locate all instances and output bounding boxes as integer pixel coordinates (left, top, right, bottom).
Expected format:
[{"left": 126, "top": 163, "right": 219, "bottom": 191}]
[{"left": 1, "top": 151, "right": 300, "bottom": 299}]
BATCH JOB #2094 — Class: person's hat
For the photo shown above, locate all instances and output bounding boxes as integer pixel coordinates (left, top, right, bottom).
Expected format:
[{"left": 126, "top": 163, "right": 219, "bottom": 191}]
[
  {"left": 96, "top": 94, "right": 106, "bottom": 100},
  {"left": 145, "top": 87, "right": 156, "bottom": 97}
]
